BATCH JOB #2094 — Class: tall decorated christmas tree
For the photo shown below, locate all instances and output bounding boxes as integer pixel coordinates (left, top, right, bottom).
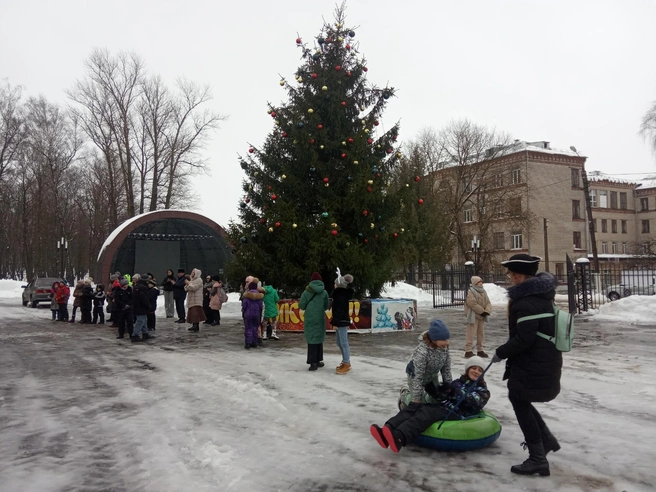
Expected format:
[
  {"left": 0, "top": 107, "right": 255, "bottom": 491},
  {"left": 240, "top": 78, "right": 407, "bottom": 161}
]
[{"left": 228, "top": 5, "right": 421, "bottom": 297}]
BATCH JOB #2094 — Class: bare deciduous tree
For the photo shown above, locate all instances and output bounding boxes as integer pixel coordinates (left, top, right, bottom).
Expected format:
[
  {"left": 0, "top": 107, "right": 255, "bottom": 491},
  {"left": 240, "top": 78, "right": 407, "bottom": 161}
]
[
  {"left": 639, "top": 101, "right": 656, "bottom": 157},
  {"left": 0, "top": 81, "right": 26, "bottom": 183}
]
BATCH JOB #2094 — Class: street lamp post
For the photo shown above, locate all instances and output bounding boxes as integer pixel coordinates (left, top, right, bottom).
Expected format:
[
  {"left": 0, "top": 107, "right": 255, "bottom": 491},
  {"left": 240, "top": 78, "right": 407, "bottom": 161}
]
[
  {"left": 471, "top": 235, "right": 480, "bottom": 271},
  {"left": 570, "top": 146, "right": 599, "bottom": 272},
  {"left": 57, "top": 237, "right": 68, "bottom": 279}
]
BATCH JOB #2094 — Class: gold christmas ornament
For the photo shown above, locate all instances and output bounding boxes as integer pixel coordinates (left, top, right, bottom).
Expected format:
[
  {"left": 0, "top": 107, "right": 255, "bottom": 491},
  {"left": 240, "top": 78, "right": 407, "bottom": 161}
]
[
  {"left": 267, "top": 109, "right": 272, "bottom": 114},
  {"left": 370, "top": 223, "right": 375, "bottom": 229},
  {"left": 293, "top": 139, "right": 297, "bottom": 144},
  {"left": 367, "top": 180, "right": 373, "bottom": 185},
  {"left": 248, "top": 185, "right": 253, "bottom": 190},
  {"left": 377, "top": 144, "right": 381, "bottom": 148},
  {"left": 292, "top": 223, "right": 298, "bottom": 228},
  {"left": 353, "top": 160, "right": 359, "bottom": 165},
  {"left": 308, "top": 108, "right": 314, "bottom": 114},
  {"left": 331, "top": 222, "right": 338, "bottom": 228},
  {"left": 364, "top": 128, "right": 369, "bottom": 133},
  {"left": 386, "top": 181, "right": 391, "bottom": 187},
  {"left": 405, "top": 183, "right": 410, "bottom": 187},
  {"left": 324, "top": 183, "right": 330, "bottom": 187},
  {"left": 275, "top": 120, "right": 279, "bottom": 125},
  {"left": 346, "top": 242, "right": 350, "bottom": 247},
  {"left": 279, "top": 80, "right": 285, "bottom": 86},
  {"left": 336, "top": 23, "right": 343, "bottom": 28},
  {"left": 254, "top": 171, "right": 259, "bottom": 176},
  {"left": 268, "top": 227, "right": 274, "bottom": 233},
  {"left": 397, "top": 152, "right": 402, "bottom": 158},
  {"left": 322, "top": 86, "right": 328, "bottom": 91},
  {"left": 360, "top": 105, "right": 365, "bottom": 111},
  {"left": 337, "top": 36, "right": 343, "bottom": 42},
  {"left": 320, "top": 145, "right": 325, "bottom": 149},
  {"left": 342, "top": 141, "right": 346, "bottom": 146},
  {"left": 282, "top": 174, "right": 287, "bottom": 179},
  {"left": 297, "top": 76, "right": 303, "bottom": 83},
  {"left": 361, "top": 120, "right": 366, "bottom": 125},
  {"left": 401, "top": 228, "right": 405, "bottom": 233}
]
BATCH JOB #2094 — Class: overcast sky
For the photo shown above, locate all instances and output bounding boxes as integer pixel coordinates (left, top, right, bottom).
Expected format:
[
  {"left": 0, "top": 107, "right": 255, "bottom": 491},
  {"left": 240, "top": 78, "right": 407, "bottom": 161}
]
[{"left": 2, "top": 0, "right": 655, "bottom": 228}]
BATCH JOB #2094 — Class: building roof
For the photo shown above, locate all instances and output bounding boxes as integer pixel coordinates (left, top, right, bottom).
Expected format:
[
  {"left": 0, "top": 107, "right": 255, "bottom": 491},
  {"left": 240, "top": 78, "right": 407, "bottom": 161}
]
[{"left": 588, "top": 172, "right": 656, "bottom": 190}]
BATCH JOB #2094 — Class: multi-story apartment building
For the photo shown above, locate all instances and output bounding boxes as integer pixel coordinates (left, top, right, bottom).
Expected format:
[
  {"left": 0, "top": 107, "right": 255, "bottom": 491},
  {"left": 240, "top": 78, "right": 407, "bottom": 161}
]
[{"left": 434, "top": 140, "right": 588, "bottom": 276}]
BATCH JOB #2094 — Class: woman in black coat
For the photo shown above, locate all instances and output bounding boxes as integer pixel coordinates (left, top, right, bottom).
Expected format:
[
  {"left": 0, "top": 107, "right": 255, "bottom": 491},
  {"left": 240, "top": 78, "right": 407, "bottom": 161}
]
[{"left": 493, "top": 254, "right": 562, "bottom": 477}]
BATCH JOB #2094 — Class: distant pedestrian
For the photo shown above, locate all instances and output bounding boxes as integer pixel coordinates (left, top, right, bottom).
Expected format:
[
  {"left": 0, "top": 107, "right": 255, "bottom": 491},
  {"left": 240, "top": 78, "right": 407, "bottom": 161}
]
[
  {"left": 331, "top": 269, "right": 354, "bottom": 374},
  {"left": 184, "top": 268, "right": 206, "bottom": 332},
  {"left": 114, "top": 278, "right": 133, "bottom": 339},
  {"left": 208, "top": 275, "right": 227, "bottom": 326},
  {"left": 92, "top": 284, "right": 106, "bottom": 324},
  {"left": 464, "top": 276, "right": 492, "bottom": 358},
  {"left": 173, "top": 269, "right": 187, "bottom": 323},
  {"left": 262, "top": 282, "right": 280, "bottom": 340},
  {"left": 491, "top": 254, "right": 562, "bottom": 477},
  {"left": 299, "top": 272, "right": 330, "bottom": 371},
  {"left": 241, "top": 281, "right": 264, "bottom": 348},
  {"left": 203, "top": 275, "right": 214, "bottom": 324},
  {"left": 56, "top": 280, "right": 70, "bottom": 321},
  {"left": 50, "top": 281, "right": 60, "bottom": 321},
  {"left": 147, "top": 279, "right": 159, "bottom": 331},
  {"left": 70, "top": 279, "right": 84, "bottom": 323},
  {"left": 131, "top": 274, "right": 152, "bottom": 342},
  {"left": 161, "top": 269, "right": 175, "bottom": 318},
  {"left": 80, "top": 279, "right": 94, "bottom": 324}
]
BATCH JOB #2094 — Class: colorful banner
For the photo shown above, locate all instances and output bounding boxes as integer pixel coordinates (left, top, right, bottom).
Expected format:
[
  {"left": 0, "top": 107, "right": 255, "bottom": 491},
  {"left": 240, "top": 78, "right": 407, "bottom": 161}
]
[{"left": 276, "top": 298, "right": 417, "bottom": 333}]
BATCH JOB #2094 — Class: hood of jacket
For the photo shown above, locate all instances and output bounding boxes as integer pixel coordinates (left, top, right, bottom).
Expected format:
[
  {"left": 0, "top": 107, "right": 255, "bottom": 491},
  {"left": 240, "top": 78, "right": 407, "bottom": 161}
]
[
  {"left": 243, "top": 289, "right": 264, "bottom": 300},
  {"left": 264, "top": 285, "right": 277, "bottom": 296},
  {"left": 306, "top": 280, "right": 325, "bottom": 294},
  {"left": 190, "top": 268, "right": 201, "bottom": 280},
  {"left": 507, "top": 272, "right": 557, "bottom": 302}
]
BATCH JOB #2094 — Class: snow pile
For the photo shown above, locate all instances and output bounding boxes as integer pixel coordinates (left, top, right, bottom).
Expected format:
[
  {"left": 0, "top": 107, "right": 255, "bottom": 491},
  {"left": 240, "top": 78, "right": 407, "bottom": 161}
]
[
  {"left": 483, "top": 283, "right": 508, "bottom": 306},
  {"left": 380, "top": 281, "right": 433, "bottom": 304},
  {"left": 592, "top": 295, "right": 656, "bottom": 323},
  {"left": 0, "top": 279, "right": 26, "bottom": 299}
]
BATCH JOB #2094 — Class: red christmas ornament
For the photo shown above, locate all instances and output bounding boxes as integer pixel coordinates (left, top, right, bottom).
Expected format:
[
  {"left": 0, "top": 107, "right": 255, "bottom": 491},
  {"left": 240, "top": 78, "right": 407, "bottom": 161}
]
[
  {"left": 364, "top": 239, "right": 369, "bottom": 244},
  {"left": 275, "top": 221, "right": 281, "bottom": 227},
  {"left": 323, "top": 177, "right": 329, "bottom": 183},
  {"left": 376, "top": 173, "right": 381, "bottom": 178},
  {"left": 346, "top": 71, "right": 351, "bottom": 77},
  {"left": 341, "top": 101, "right": 347, "bottom": 107},
  {"left": 271, "top": 194, "right": 277, "bottom": 200},
  {"left": 282, "top": 132, "right": 288, "bottom": 138},
  {"left": 335, "top": 65, "right": 341, "bottom": 71},
  {"left": 374, "top": 120, "right": 379, "bottom": 126},
  {"left": 386, "top": 148, "right": 392, "bottom": 154},
  {"left": 362, "top": 210, "right": 368, "bottom": 216},
  {"left": 311, "top": 73, "right": 318, "bottom": 79},
  {"left": 348, "top": 137, "right": 354, "bottom": 143},
  {"left": 341, "top": 153, "right": 347, "bottom": 159},
  {"left": 317, "top": 124, "right": 323, "bottom": 130},
  {"left": 331, "top": 229, "right": 338, "bottom": 236},
  {"left": 260, "top": 218, "right": 266, "bottom": 224},
  {"left": 393, "top": 233, "right": 399, "bottom": 238},
  {"left": 245, "top": 198, "right": 250, "bottom": 203},
  {"left": 271, "top": 111, "right": 277, "bottom": 118},
  {"left": 367, "top": 187, "right": 373, "bottom": 193},
  {"left": 363, "top": 67, "right": 368, "bottom": 72},
  {"left": 367, "top": 138, "right": 373, "bottom": 144},
  {"left": 346, "top": 44, "right": 351, "bottom": 50},
  {"left": 326, "top": 37, "right": 332, "bottom": 43},
  {"left": 414, "top": 176, "right": 420, "bottom": 182},
  {"left": 263, "top": 206, "right": 268, "bottom": 211},
  {"left": 418, "top": 198, "right": 424, "bottom": 205},
  {"left": 374, "top": 234, "right": 379, "bottom": 239},
  {"left": 248, "top": 147, "right": 254, "bottom": 153},
  {"left": 295, "top": 37, "right": 301, "bottom": 44},
  {"left": 267, "top": 185, "right": 272, "bottom": 190},
  {"left": 309, "top": 138, "right": 315, "bottom": 144}
]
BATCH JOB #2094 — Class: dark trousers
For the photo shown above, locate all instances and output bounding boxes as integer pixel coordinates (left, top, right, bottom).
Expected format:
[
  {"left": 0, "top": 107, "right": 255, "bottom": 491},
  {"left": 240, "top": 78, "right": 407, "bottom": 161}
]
[
  {"left": 93, "top": 306, "right": 105, "bottom": 324},
  {"left": 509, "top": 393, "right": 547, "bottom": 444},
  {"left": 203, "top": 297, "right": 212, "bottom": 321},
  {"left": 147, "top": 313, "right": 156, "bottom": 330},
  {"left": 81, "top": 307, "right": 92, "bottom": 324},
  {"left": 59, "top": 305, "right": 69, "bottom": 321},
  {"left": 306, "top": 343, "right": 324, "bottom": 364},
  {"left": 71, "top": 306, "right": 78, "bottom": 321},
  {"left": 175, "top": 297, "right": 186, "bottom": 320},
  {"left": 51, "top": 309, "right": 58, "bottom": 320},
  {"left": 116, "top": 309, "right": 134, "bottom": 337},
  {"left": 386, "top": 403, "right": 454, "bottom": 444},
  {"left": 211, "top": 309, "right": 221, "bottom": 323}
]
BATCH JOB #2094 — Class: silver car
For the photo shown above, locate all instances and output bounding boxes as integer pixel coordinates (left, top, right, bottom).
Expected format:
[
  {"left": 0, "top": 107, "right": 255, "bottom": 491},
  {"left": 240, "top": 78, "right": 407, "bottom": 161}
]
[
  {"left": 22, "top": 277, "right": 63, "bottom": 307},
  {"left": 606, "top": 283, "right": 656, "bottom": 302}
]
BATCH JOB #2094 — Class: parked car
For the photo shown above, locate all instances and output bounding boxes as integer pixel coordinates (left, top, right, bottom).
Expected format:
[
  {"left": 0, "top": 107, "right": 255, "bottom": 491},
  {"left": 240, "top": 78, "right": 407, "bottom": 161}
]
[
  {"left": 606, "top": 283, "right": 656, "bottom": 302},
  {"left": 22, "top": 277, "right": 63, "bottom": 307}
]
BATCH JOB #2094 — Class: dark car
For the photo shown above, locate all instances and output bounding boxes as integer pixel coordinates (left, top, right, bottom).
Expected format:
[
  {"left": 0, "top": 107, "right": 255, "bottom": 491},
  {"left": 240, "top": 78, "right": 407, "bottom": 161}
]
[{"left": 22, "top": 277, "right": 63, "bottom": 307}]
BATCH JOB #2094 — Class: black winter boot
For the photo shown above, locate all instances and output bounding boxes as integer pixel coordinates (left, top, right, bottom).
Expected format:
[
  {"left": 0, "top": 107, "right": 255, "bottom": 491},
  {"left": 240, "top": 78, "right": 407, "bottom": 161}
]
[
  {"left": 511, "top": 441, "right": 550, "bottom": 476},
  {"left": 541, "top": 427, "right": 561, "bottom": 455},
  {"left": 131, "top": 335, "right": 143, "bottom": 343},
  {"left": 188, "top": 323, "right": 199, "bottom": 332}
]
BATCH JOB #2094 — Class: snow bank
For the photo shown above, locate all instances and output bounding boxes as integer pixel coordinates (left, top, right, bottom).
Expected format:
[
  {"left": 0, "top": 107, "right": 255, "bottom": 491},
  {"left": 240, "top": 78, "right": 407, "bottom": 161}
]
[
  {"left": 483, "top": 283, "right": 508, "bottom": 306},
  {"left": 0, "top": 279, "right": 26, "bottom": 299},
  {"left": 592, "top": 295, "right": 656, "bottom": 323},
  {"left": 380, "top": 281, "right": 433, "bottom": 304}
]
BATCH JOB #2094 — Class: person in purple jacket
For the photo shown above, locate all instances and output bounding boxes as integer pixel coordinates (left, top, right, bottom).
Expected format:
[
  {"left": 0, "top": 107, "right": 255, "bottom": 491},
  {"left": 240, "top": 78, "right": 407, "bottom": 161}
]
[{"left": 241, "top": 281, "right": 264, "bottom": 349}]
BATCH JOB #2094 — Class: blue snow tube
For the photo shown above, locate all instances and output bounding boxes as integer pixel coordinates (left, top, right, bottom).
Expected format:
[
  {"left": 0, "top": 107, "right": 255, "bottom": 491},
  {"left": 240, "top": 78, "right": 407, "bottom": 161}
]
[{"left": 414, "top": 410, "right": 502, "bottom": 451}]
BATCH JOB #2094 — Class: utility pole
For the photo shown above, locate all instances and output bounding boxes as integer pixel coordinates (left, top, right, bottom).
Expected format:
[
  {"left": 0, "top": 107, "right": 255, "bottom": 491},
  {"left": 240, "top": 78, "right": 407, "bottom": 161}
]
[
  {"left": 543, "top": 218, "right": 550, "bottom": 272},
  {"left": 571, "top": 146, "right": 599, "bottom": 272}
]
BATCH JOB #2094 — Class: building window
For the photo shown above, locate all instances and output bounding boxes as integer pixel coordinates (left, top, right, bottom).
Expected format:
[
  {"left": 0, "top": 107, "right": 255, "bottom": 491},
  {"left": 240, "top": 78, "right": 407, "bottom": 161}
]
[
  {"left": 555, "top": 263, "right": 564, "bottom": 278},
  {"left": 601, "top": 242, "right": 608, "bottom": 254},
  {"left": 511, "top": 233, "right": 523, "bottom": 250},
  {"left": 508, "top": 197, "right": 521, "bottom": 216},
  {"left": 641, "top": 197, "right": 649, "bottom": 211},
  {"left": 494, "top": 202, "right": 504, "bottom": 218},
  {"left": 610, "top": 191, "right": 618, "bottom": 209},
  {"left": 642, "top": 219, "right": 650, "bottom": 234},
  {"left": 573, "top": 231, "right": 582, "bottom": 249},
  {"left": 621, "top": 220, "right": 627, "bottom": 234},
  {"left": 464, "top": 208, "right": 473, "bottom": 223},
  {"left": 590, "top": 189, "right": 597, "bottom": 208},
  {"left": 593, "top": 219, "right": 597, "bottom": 232},
  {"left": 611, "top": 242, "right": 617, "bottom": 254},
  {"left": 493, "top": 173, "right": 503, "bottom": 188},
  {"left": 601, "top": 219, "right": 607, "bottom": 233},
  {"left": 572, "top": 200, "right": 581, "bottom": 219},
  {"left": 611, "top": 220, "right": 617, "bottom": 234},
  {"left": 622, "top": 242, "right": 628, "bottom": 254},
  {"left": 571, "top": 168, "right": 580, "bottom": 187},
  {"left": 599, "top": 190, "right": 608, "bottom": 208},
  {"left": 620, "top": 192, "right": 627, "bottom": 210},
  {"left": 494, "top": 232, "right": 505, "bottom": 250},
  {"left": 462, "top": 178, "right": 472, "bottom": 193},
  {"left": 511, "top": 169, "right": 521, "bottom": 185}
]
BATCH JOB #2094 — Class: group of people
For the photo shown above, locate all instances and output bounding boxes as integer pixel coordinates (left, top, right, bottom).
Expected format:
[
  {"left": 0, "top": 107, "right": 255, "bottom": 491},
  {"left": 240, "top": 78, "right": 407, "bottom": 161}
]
[
  {"left": 240, "top": 275, "right": 280, "bottom": 348},
  {"left": 49, "top": 278, "right": 104, "bottom": 324},
  {"left": 370, "top": 254, "right": 563, "bottom": 478}
]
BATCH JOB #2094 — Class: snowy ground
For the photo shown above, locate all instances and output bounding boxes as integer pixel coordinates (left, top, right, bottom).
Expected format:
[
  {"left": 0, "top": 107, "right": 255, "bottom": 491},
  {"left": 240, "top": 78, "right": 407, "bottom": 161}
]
[{"left": 0, "top": 280, "right": 655, "bottom": 491}]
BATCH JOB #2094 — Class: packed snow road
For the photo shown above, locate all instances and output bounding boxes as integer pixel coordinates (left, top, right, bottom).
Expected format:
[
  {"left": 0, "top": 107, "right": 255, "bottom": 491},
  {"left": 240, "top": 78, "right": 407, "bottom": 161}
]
[{"left": 0, "top": 298, "right": 654, "bottom": 492}]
